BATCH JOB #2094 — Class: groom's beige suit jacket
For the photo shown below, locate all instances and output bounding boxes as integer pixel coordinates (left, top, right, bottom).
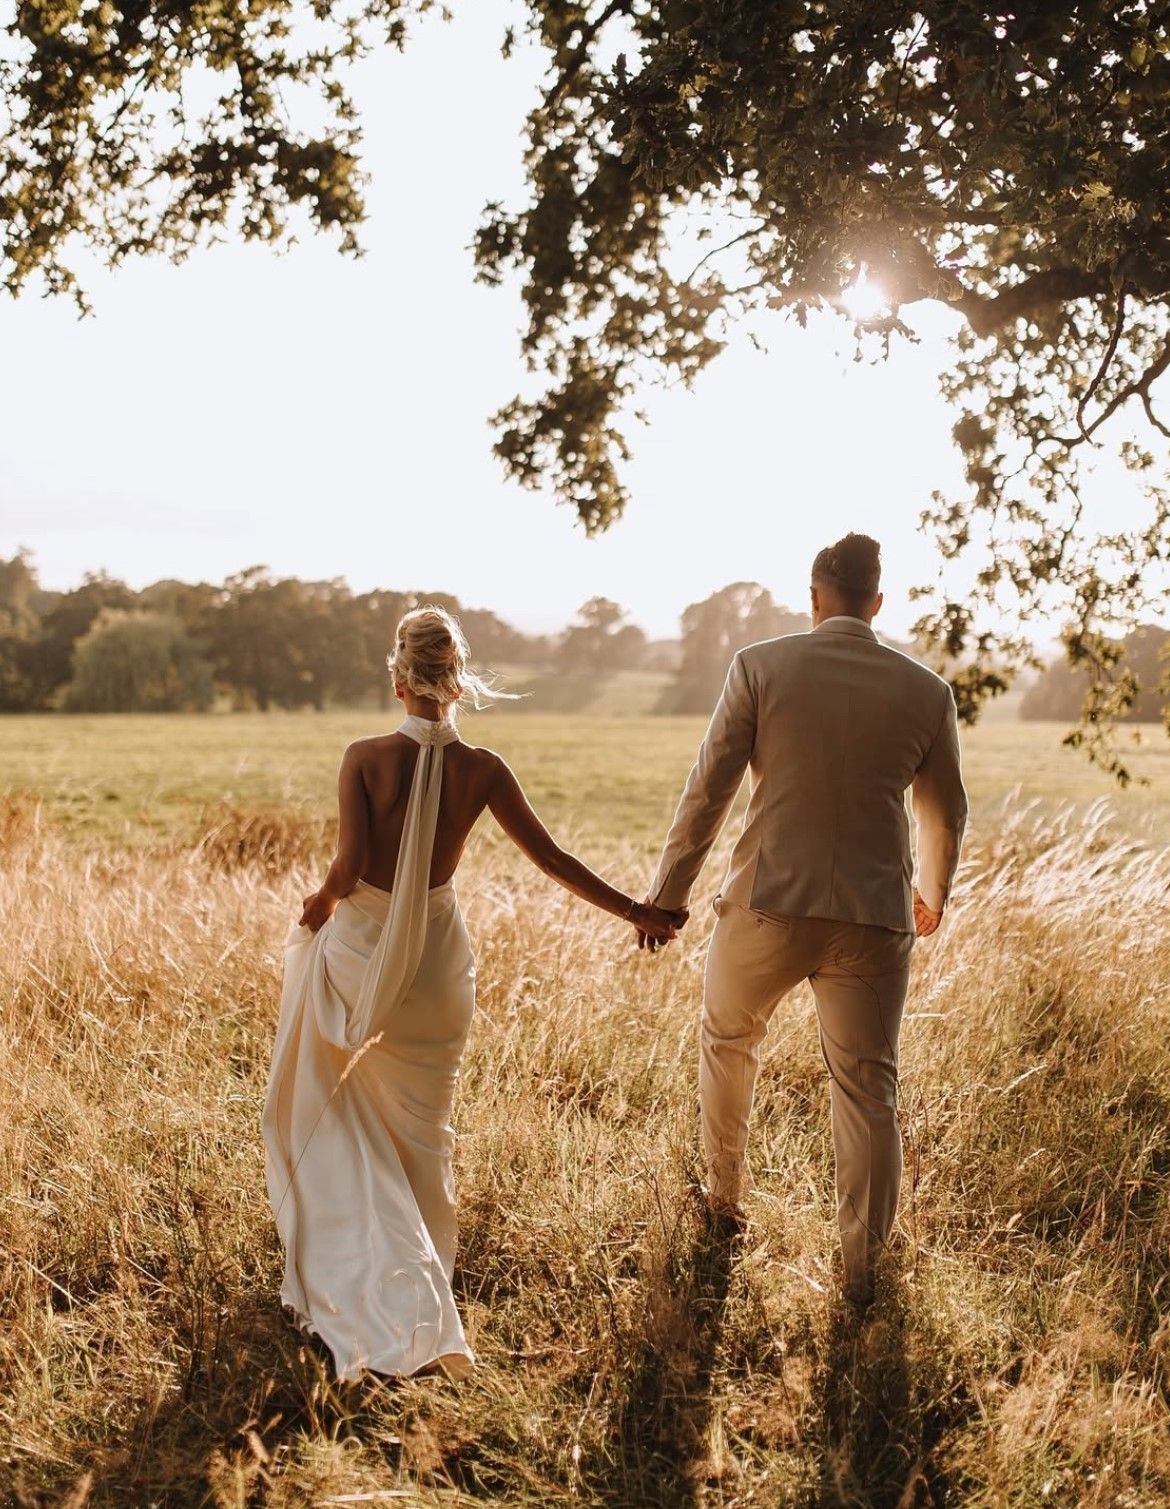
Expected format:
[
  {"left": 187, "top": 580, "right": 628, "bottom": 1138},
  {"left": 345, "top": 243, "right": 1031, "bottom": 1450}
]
[{"left": 650, "top": 616, "right": 968, "bottom": 932}]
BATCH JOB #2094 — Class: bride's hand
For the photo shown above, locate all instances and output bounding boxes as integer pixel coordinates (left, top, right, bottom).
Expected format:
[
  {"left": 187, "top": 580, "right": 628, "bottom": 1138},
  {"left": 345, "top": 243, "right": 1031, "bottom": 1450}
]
[
  {"left": 300, "top": 890, "right": 338, "bottom": 933},
  {"left": 631, "top": 901, "right": 685, "bottom": 951}
]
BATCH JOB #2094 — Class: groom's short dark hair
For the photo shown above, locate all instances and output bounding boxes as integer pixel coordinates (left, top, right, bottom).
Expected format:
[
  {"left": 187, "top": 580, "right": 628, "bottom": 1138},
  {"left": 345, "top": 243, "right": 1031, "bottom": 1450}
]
[{"left": 811, "top": 533, "right": 882, "bottom": 614}]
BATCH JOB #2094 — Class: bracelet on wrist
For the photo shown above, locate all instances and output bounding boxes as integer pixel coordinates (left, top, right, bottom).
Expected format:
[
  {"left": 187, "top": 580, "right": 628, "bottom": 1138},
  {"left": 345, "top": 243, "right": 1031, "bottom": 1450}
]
[{"left": 622, "top": 895, "right": 637, "bottom": 920}]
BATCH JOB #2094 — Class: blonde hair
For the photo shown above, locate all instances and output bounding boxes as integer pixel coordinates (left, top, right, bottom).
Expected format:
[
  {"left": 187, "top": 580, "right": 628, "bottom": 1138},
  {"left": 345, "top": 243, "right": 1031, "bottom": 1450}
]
[{"left": 387, "top": 605, "right": 507, "bottom": 710}]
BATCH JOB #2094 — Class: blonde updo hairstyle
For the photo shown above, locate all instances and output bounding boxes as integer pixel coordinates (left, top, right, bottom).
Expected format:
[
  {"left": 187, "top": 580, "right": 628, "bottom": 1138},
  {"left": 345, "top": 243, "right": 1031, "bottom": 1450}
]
[{"left": 388, "top": 605, "right": 505, "bottom": 710}]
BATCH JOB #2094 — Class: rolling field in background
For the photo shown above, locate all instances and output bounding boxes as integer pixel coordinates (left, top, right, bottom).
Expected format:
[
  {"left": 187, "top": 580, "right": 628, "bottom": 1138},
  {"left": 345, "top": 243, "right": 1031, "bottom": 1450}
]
[
  {"left": 0, "top": 708, "right": 1168, "bottom": 854},
  {"left": 1, "top": 708, "right": 1168, "bottom": 1506}
]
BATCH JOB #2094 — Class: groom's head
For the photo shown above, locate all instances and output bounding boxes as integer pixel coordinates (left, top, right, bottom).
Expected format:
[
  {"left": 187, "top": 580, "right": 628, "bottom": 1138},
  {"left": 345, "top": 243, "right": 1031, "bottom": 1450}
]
[{"left": 810, "top": 533, "right": 883, "bottom": 625}]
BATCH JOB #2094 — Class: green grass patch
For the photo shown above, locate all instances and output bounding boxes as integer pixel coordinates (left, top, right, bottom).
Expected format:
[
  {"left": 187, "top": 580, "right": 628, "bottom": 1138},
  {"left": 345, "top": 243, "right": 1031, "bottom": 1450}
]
[{"left": 0, "top": 712, "right": 1167, "bottom": 853}]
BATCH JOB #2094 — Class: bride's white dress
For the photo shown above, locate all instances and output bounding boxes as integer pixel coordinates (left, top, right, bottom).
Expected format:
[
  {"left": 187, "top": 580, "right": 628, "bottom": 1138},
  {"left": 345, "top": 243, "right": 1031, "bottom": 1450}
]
[{"left": 261, "top": 713, "right": 476, "bottom": 1380}]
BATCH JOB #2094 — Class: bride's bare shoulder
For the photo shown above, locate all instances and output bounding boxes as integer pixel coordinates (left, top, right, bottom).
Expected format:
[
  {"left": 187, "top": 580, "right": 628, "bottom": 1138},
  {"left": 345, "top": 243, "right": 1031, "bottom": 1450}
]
[
  {"left": 452, "top": 737, "right": 501, "bottom": 763},
  {"left": 452, "top": 740, "right": 507, "bottom": 780},
  {"left": 341, "top": 732, "right": 412, "bottom": 766}
]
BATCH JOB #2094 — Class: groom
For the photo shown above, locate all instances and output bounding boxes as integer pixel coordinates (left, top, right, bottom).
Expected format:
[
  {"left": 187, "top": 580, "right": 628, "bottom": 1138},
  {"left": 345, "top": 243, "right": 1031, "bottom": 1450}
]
[{"left": 642, "top": 533, "right": 968, "bottom": 1305}]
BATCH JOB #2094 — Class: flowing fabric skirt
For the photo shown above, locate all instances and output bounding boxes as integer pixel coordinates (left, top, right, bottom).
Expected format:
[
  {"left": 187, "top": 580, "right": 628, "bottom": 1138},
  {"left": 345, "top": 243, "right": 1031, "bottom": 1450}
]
[{"left": 262, "top": 879, "right": 476, "bottom": 1380}]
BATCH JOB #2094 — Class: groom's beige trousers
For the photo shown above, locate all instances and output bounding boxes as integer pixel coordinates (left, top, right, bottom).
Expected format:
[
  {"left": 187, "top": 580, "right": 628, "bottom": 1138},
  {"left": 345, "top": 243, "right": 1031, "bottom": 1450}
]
[{"left": 702, "top": 896, "right": 913, "bottom": 1294}]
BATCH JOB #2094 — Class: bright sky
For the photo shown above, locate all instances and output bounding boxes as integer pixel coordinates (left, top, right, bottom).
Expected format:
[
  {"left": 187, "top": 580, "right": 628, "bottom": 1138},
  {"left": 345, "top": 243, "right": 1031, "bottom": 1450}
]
[{"left": 1, "top": 2, "right": 982, "bottom": 641}]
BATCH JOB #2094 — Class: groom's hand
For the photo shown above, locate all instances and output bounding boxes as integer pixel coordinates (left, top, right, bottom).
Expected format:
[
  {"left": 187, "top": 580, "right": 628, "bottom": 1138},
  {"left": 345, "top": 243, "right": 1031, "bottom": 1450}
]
[
  {"left": 635, "top": 898, "right": 689, "bottom": 952},
  {"left": 913, "top": 889, "right": 944, "bottom": 938}
]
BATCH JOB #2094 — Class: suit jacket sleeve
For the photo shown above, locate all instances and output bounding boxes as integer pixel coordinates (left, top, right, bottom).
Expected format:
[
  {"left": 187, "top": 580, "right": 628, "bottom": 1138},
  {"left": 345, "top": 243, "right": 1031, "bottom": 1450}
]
[
  {"left": 911, "top": 686, "right": 969, "bottom": 914},
  {"left": 649, "top": 652, "right": 756, "bottom": 911}
]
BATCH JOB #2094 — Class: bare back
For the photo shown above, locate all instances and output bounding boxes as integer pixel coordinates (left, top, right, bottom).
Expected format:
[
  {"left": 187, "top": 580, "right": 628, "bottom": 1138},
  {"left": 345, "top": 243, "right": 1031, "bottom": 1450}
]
[
  {"left": 352, "top": 734, "right": 500, "bottom": 890},
  {"left": 303, "top": 716, "right": 673, "bottom": 940}
]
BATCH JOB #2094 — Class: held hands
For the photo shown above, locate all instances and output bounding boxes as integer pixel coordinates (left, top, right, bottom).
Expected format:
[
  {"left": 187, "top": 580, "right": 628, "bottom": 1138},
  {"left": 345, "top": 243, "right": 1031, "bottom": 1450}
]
[
  {"left": 913, "top": 888, "right": 944, "bottom": 938},
  {"left": 633, "top": 897, "right": 690, "bottom": 953},
  {"left": 299, "top": 889, "right": 339, "bottom": 933}
]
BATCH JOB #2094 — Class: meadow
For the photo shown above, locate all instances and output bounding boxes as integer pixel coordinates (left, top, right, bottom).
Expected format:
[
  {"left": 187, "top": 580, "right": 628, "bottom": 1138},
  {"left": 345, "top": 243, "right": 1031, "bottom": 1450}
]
[
  {"left": 1, "top": 711, "right": 1168, "bottom": 1507},
  {"left": 2, "top": 706, "right": 1170, "bottom": 851}
]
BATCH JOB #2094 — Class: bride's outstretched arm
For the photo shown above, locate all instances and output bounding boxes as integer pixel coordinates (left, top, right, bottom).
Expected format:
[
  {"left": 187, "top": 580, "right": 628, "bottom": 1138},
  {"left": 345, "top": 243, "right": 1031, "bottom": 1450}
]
[
  {"left": 487, "top": 757, "right": 679, "bottom": 940},
  {"left": 300, "top": 744, "right": 371, "bottom": 931}
]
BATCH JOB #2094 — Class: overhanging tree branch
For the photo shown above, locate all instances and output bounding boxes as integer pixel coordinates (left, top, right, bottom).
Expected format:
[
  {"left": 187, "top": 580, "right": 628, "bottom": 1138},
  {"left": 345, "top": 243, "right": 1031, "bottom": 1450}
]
[{"left": 543, "top": 0, "right": 631, "bottom": 111}]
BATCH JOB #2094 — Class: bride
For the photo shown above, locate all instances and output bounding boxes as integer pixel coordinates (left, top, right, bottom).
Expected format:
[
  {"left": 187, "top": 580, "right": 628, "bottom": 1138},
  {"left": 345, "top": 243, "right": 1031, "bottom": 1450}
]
[{"left": 262, "top": 605, "right": 681, "bottom": 1381}]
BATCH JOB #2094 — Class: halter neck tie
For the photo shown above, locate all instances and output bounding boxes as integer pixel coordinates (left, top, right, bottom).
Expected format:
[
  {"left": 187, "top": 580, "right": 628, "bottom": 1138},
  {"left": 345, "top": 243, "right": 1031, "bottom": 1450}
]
[{"left": 398, "top": 712, "right": 460, "bottom": 748}]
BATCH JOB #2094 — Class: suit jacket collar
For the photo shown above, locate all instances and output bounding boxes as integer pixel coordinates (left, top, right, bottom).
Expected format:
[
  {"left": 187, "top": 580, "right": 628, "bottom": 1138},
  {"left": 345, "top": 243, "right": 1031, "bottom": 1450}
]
[{"left": 813, "top": 615, "right": 879, "bottom": 643}]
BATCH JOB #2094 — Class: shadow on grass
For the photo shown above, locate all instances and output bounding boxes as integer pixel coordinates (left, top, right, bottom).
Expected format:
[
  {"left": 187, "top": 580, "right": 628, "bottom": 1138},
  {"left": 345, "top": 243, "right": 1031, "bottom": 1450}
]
[
  {"left": 22, "top": 1297, "right": 393, "bottom": 1509},
  {"left": 813, "top": 1281, "right": 954, "bottom": 1509},
  {"left": 581, "top": 1212, "right": 738, "bottom": 1508}
]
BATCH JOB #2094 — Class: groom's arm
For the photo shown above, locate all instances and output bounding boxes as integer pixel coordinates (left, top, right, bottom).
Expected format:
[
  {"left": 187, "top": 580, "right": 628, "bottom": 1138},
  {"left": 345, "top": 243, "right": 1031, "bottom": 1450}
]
[
  {"left": 911, "top": 687, "right": 969, "bottom": 917},
  {"left": 649, "top": 652, "right": 757, "bottom": 913}
]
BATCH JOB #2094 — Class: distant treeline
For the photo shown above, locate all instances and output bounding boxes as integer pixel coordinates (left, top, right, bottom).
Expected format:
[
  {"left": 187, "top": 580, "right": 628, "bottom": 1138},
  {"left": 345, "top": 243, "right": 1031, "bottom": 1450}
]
[
  {"left": 0, "top": 553, "right": 813, "bottom": 715},
  {"left": 1020, "top": 626, "right": 1170, "bottom": 724},
  {"left": 10, "top": 551, "right": 1154, "bottom": 720},
  {"left": 0, "top": 554, "right": 554, "bottom": 713}
]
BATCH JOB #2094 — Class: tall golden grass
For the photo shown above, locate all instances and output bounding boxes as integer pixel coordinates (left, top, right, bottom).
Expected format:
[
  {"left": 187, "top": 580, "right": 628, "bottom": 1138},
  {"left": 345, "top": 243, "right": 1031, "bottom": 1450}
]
[{"left": 1, "top": 800, "right": 1168, "bottom": 1507}]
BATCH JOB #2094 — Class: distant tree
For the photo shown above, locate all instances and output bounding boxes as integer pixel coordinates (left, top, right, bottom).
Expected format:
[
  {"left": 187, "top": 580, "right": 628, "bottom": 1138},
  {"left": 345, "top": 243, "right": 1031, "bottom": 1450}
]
[
  {"left": 137, "top": 578, "right": 221, "bottom": 636},
  {"left": 25, "top": 572, "right": 136, "bottom": 708},
  {"left": 608, "top": 622, "right": 649, "bottom": 671},
  {"left": 64, "top": 611, "right": 213, "bottom": 712},
  {"left": 1022, "top": 626, "right": 1169, "bottom": 731},
  {"left": 1020, "top": 659, "right": 1090, "bottom": 725},
  {"left": 557, "top": 597, "right": 646, "bottom": 673},
  {"left": 346, "top": 590, "right": 418, "bottom": 709},
  {"left": 295, "top": 578, "right": 363, "bottom": 711},
  {"left": 663, "top": 584, "right": 810, "bottom": 714},
  {"left": 459, "top": 608, "right": 546, "bottom": 670},
  {"left": 203, "top": 569, "right": 361, "bottom": 711},
  {"left": 0, "top": 550, "right": 43, "bottom": 710},
  {"left": 503, "top": 631, "right": 558, "bottom": 669},
  {"left": 0, "top": 550, "right": 39, "bottom": 628}
]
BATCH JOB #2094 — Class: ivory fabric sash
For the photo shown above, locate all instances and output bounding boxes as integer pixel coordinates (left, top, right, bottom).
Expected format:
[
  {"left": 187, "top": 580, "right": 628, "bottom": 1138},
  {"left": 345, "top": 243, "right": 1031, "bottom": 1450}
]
[{"left": 342, "top": 711, "right": 460, "bottom": 1048}]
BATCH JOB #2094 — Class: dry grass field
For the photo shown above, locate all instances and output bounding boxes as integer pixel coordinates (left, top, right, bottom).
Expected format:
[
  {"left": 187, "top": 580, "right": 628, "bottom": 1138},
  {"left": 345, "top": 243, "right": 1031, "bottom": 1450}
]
[{"left": 1, "top": 713, "right": 1169, "bottom": 1506}]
